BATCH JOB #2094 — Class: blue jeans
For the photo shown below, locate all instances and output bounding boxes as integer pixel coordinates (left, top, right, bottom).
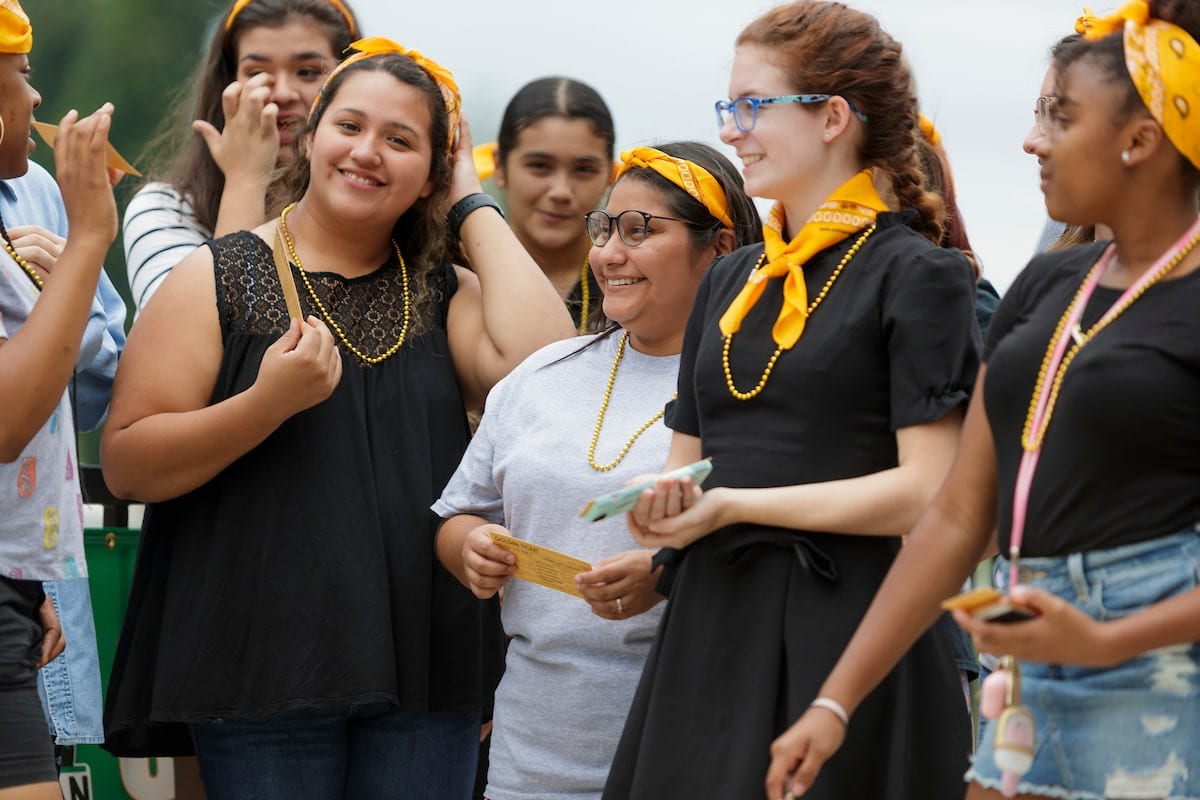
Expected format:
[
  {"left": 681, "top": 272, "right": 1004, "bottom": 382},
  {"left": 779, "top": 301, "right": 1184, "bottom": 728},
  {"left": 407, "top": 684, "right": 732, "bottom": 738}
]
[
  {"left": 968, "top": 528, "right": 1200, "bottom": 799},
  {"left": 190, "top": 705, "right": 480, "bottom": 800},
  {"left": 37, "top": 578, "right": 104, "bottom": 745}
]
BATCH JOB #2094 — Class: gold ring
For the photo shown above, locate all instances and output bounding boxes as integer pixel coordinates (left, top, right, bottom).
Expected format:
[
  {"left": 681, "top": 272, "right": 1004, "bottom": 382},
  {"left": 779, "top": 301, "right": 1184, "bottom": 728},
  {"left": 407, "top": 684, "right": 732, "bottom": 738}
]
[{"left": 616, "top": 596, "right": 624, "bottom": 615}]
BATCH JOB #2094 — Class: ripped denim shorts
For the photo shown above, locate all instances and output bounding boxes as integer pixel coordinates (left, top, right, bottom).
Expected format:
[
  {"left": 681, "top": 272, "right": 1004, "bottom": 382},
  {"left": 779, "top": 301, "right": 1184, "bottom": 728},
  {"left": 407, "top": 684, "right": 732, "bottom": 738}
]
[{"left": 967, "top": 526, "right": 1200, "bottom": 800}]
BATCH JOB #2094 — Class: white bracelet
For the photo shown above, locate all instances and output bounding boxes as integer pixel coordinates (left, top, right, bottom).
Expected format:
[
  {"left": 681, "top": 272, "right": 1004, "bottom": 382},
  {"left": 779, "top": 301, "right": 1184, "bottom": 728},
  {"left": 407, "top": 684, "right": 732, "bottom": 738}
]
[{"left": 809, "top": 696, "right": 849, "bottom": 727}]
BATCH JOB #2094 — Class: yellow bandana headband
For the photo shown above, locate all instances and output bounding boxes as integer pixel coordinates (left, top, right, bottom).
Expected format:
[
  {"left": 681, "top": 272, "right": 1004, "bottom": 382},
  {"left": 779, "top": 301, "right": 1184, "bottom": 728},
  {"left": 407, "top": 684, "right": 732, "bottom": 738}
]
[
  {"left": 615, "top": 147, "right": 734, "bottom": 230},
  {"left": 1077, "top": 0, "right": 1200, "bottom": 168},
  {"left": 310, "top": 36, "right": 461, "bottom": 154},
  {"left": 225, "top": 0, "right": 358, "bottom": 37},
  {"left": 473, "top": 141, "right": 498, "bottom": 181},
  {"left": 0, "top": 0, "right": 31, "bottom": 55},
  {"left": 918, "top": 114, "right": 942, "bottom": 150}
]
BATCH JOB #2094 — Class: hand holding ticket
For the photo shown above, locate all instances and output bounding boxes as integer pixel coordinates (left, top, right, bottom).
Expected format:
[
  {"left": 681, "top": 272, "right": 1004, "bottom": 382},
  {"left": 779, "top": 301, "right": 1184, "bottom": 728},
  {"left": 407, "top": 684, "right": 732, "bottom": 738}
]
[
  {"left": 489, "top": 530, "right": 592, "bottom": 598},
  {"left": 580, "top": 458, "right": 713, "bottom": 522}
]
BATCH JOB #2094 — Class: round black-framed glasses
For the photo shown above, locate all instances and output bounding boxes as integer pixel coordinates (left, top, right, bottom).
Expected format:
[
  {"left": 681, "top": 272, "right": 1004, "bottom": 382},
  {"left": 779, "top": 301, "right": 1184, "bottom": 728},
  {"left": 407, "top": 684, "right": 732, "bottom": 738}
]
[{"left": 585, "top": 209, "right": 691, "bottom": 247}]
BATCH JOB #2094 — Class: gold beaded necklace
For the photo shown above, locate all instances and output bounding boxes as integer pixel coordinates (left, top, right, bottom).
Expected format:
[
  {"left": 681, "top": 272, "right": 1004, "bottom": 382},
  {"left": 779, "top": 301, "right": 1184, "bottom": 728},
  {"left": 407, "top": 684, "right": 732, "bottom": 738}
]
[
  {"left": 1, "top": 222, "right": 43, "bottom": 290},
  {"left": 577, "top": 257, "right": 591, "bottom": 335},
  {"left": 1021, "top": 227, "right": 1200, "bottom": 452},
  {"left": 587, "top": 331, "right": 677, "bottom": 472},
  {"left": 722, "top": 224, "right": 875, "bottom": 401},
  {"left": 278, "top": 203, "right": 411, "bottom": 365}
]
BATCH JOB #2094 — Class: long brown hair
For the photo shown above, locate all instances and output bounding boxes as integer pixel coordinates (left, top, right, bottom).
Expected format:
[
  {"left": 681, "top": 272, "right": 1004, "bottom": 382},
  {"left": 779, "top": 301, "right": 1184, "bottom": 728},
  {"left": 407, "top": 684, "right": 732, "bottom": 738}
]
[
  {"left": 138, "top": 0, "right": 358, "bottom": 233},
  {"left": 737, "top": 1, "right": 945, "bottom": 243}
]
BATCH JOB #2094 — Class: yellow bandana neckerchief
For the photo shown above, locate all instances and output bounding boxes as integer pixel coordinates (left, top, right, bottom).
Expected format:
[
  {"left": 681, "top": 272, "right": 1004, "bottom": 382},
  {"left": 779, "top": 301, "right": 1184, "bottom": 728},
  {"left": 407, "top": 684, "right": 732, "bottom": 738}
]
[
  {"left": 614, "top": 147, "right": 734, "bottom": 230},
  {"left": 1077, "top": 0, "right": 1200, "bottom": 169},
  {"left": 0, "top": 0, "right": 31, "bottom": 55},
  {"left": 310, "top": 37, "right": 461, "bottom": 153},
  {"left": 225, "top": 0, "right": 357, "bottom": 36},
  {"left": 719, "top": 168, "right": 887, "bottom": 349}
]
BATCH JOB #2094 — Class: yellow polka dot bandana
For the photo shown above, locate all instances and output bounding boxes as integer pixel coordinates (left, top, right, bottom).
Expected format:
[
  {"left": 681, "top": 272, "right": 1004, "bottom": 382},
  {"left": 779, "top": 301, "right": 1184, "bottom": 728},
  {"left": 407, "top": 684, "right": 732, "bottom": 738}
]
[
  {"left": 0, "top": 0, "right": 31, "bottom": 55},
  {"left": 1077, "top": 0, "right": 1200, "bottom": 169}
]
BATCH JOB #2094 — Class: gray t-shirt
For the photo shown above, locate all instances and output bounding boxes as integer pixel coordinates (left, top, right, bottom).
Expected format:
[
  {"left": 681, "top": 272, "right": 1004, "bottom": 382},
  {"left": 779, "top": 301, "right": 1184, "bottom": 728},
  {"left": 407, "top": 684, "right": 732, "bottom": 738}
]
[{"left": 433, "top": 332, "right": 678, "bottom": 800}]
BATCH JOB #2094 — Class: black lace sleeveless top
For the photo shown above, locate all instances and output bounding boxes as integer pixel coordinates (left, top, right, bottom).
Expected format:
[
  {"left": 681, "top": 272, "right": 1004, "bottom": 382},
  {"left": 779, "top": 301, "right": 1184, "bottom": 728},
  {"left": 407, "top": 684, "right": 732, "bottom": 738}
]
[
  {"left": 213, "top": 229, "right": 432, "bottom": 351},
  {"left": 104, "top": 231, "right": 502, "bottom": 755}
]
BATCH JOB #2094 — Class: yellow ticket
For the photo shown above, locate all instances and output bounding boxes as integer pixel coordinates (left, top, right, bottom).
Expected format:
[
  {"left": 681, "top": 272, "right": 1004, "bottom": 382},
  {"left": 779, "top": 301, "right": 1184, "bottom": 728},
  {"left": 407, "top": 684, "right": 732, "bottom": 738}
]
[
  {"left": 490, "top": 531, "right": 592, "bottom": 598},
  {"left": 31, "top": 120, "right": 143, "bottom": 176}
]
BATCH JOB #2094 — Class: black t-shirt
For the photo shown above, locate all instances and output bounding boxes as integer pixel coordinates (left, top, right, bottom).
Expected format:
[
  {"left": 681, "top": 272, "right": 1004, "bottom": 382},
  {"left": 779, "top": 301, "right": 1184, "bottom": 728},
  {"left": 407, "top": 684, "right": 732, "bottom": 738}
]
[
  {"left": 986, "top": 241, "right": 1200, "bottom": 556},
  {"left": 668, "top": 211, "right": 980, "bottom": 495}
]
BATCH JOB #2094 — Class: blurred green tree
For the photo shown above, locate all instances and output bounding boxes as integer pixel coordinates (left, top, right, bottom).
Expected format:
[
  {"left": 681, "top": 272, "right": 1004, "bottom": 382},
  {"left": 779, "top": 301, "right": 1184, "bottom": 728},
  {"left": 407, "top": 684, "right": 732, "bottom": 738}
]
[{"left": 29, "top": 0, "right": 225, "bottom": 306}]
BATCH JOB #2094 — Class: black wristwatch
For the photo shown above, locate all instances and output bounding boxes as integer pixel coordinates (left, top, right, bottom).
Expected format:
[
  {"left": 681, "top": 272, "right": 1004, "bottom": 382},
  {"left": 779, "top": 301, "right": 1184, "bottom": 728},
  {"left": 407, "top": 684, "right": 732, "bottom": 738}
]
[{"left": 447, "top": 193, "right": 504, "bottom": 240}]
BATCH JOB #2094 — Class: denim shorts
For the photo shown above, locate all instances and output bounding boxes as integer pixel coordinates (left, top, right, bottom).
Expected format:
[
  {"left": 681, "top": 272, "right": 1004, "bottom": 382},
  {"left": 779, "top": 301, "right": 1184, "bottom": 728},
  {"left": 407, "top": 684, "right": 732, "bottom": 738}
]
[{"left": 967, "top": 528, "right": 1200, "bottom": 799}]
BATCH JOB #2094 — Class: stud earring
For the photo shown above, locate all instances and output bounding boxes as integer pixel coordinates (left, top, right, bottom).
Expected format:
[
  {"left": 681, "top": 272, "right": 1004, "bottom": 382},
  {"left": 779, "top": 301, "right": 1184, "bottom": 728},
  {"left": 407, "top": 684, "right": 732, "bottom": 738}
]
[{"left": 1121, "top": 150, "right": 1131, "bottom": 164}]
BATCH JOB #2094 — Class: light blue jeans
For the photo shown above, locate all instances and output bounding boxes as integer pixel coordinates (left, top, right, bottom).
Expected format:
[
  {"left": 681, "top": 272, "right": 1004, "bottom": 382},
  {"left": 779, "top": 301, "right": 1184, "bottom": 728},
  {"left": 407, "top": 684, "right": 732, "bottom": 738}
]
[
  {"left": 37, "top": 578, "right": 104, "bottom": 745},
  {"left": 968, "top": 528, "right": 1200, "bottom": 799}
]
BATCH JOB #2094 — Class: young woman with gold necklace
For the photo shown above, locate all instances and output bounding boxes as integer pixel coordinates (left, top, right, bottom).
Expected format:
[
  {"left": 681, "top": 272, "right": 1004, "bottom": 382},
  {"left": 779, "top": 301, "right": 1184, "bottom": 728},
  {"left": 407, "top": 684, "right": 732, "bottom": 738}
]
[
  {"left": 605, "top": 4, "right": 981, "bottom": 798},
  {"left": 433, "top": 141, "right": 761, "bottom": 800},
  {"left": 768, "top": 2, "right": 1200, "bottom": 799},
  {"left": 482, "top": 77, "right": 615, "bottom": 333},
  {"left": 100, "top": 41, "right": 575, "bottom": 798}
]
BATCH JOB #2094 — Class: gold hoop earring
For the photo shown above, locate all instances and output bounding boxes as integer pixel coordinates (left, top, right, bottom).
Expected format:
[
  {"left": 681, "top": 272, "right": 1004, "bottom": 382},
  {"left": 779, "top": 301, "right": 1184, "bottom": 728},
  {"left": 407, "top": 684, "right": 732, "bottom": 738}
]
[{"left": 0, "top": 116, "right": 6, "bottom": 148}]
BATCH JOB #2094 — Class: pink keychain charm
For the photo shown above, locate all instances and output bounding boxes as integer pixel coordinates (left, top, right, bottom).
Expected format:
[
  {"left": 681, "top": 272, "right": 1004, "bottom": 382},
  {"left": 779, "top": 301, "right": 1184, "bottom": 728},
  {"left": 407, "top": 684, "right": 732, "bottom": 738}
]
[
  {"left": 979, "top": 666, "right": 1008, "bottom": 721},
  {"left": 991, "top": 656, "right": 1035, "bottom": 797}
]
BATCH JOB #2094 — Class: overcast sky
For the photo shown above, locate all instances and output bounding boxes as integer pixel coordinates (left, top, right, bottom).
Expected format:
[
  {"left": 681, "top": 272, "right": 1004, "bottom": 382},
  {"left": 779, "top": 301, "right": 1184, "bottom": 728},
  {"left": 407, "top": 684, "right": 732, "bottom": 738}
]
[{"left": 359, "top": 0, "right": 1094, "bottom": 291}]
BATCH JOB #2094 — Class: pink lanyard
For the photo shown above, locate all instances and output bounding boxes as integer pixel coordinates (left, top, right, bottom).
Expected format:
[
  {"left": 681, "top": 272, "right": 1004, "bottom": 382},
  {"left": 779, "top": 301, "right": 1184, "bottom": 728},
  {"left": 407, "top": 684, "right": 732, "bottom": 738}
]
[{"left": 1008, "top": 217, "right": 1200, "bottom": 588}]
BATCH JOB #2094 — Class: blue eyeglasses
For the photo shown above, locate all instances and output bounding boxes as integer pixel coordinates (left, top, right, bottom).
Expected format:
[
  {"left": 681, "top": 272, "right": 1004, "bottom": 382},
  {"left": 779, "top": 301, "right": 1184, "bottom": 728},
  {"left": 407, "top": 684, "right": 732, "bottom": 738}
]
[{"left": 715, "top": 94, "right": 869, "bottom": 132}]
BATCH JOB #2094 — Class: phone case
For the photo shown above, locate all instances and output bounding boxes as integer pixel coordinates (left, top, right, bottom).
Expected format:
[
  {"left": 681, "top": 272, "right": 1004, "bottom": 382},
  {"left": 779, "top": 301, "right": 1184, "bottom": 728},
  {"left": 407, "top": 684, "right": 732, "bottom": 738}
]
[{"left": 580, "top": 458, "right": 713, "bottom": 522}]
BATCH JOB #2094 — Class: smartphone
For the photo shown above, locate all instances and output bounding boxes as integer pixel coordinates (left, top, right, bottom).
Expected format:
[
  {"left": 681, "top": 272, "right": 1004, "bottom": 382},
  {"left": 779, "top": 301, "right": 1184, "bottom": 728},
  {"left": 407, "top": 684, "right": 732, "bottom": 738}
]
[
  {"left": 973, "top": 602, "right": 1038, "bottom": 624},
  {"left": 580, "top": 458, "right": 713, "bottom": 522},
  {"left": 941, "top": 587, "right": 1038, "bottom": 624}
]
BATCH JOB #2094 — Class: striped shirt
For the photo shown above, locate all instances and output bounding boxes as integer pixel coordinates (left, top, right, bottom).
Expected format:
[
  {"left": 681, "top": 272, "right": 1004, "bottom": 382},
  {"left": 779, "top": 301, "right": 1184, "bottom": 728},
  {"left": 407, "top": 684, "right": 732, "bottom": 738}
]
[{"left": 123, "top": 182, "right": 210, "bottom": 315}]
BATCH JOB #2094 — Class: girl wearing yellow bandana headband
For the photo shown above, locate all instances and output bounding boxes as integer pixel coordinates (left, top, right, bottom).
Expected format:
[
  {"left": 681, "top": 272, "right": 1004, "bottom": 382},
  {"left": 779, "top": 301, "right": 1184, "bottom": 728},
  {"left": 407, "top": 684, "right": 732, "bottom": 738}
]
[
  {"left": 605, "top": 3, "right": 980, "bottom": 799},
  {"left": 765, "top": 2, "right": 1200, "bottom": 800},
  {"left": 124, "top": 0, "right": 358, "bottom": 316},
  {"left": 434, "top": 140, "right": 759, "bottom": 800},
  {"left": 103, "top": 42, "right": 578, "bottom": 799}
]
